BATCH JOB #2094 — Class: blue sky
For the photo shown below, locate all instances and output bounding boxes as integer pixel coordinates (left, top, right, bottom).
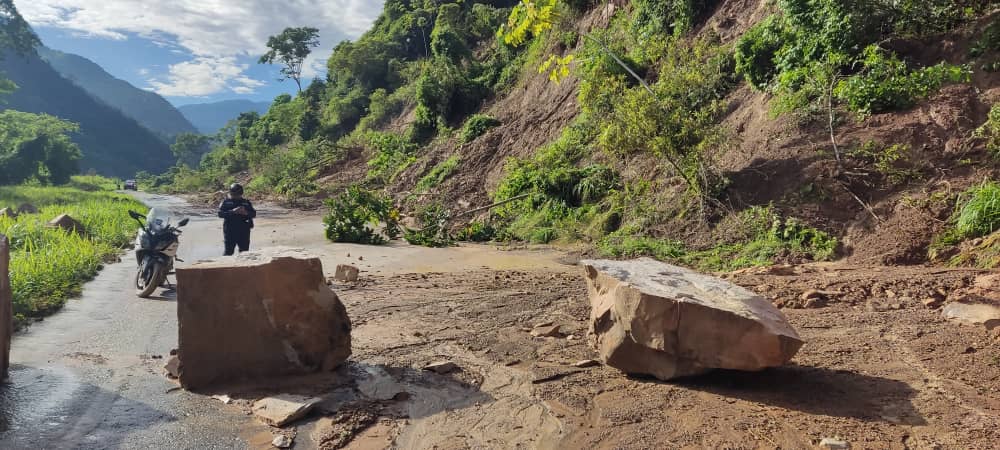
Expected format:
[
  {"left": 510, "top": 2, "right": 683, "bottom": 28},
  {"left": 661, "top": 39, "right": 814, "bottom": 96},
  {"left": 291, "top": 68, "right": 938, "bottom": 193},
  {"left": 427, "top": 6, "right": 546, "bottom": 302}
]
[{"left": 16, "top": 0, "right": 384, "bottom": 106}]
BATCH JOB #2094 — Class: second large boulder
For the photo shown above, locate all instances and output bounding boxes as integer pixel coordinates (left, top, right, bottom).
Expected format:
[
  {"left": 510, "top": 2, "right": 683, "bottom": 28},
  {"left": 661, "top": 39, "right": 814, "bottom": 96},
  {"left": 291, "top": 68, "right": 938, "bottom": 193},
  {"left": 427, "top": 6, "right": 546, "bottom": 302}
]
[
  {"left": 583, "top": 258, "right": 804, "bottom": 380},
  {"left": 176, "top": 247, "right": 352, "bottom": 390}
]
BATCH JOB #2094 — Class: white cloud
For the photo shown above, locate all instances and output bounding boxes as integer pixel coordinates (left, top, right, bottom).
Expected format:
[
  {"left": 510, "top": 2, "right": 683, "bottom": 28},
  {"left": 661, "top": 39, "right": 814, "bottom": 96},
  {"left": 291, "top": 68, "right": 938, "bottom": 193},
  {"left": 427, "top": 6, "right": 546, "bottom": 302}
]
[{"left": 17, "top": 0, "right": 384, "bottom": 96}]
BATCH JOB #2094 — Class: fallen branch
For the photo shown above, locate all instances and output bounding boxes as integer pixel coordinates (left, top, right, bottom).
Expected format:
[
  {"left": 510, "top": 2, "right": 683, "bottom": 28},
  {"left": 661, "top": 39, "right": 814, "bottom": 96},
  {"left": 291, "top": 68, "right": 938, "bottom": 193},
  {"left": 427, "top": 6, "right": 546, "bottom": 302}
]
[
  {"left": 452, "top": 193, "right": 532, "bottom": 219},
  {"left": 838, "top": 180, "right": 882, "bottom": 224}
]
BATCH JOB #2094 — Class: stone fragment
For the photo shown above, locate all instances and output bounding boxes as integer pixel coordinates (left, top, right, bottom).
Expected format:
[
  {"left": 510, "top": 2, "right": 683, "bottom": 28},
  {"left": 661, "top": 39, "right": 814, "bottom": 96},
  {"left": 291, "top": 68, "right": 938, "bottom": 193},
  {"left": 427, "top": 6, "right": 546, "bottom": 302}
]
[
  {"left": 47, "top": 214, "right": 85, "bottom": 234},
  {"left": 164, "top": 355, "right": 181, "bottom": 379},
  {"left": 423, "top": 361, "right": 459, "bottom": 374},
  {"left": 252, "top": 394, "right": 321, "bottom": 427},
  {"left": 175, "top": 247, "right": 352, "bottom": 390},
  {"left": 16, "top": 203, "right": 37, "bottom": 214},
  {"left": 334, "top": 264, "right": 359, "bottom": 282},
  {"left": 943, "top": 273, "right": 1000, "bottom": 330},
  {"left": 211, "top": 394, "right": 233, "bottom": 404},
  {"left": 583, "top": 258, "right": 804, "bottom": 381},
  {"left": 818, "top": 437, "right": 850, "bottom": 449},
  {"left": 530, "top": 324, "right": 562, "bottom": 337},
  {"left": 271, "top": 435, "right": 293, "bottom": 448},
  {"left": 0, "top": 208, "right": 16, "bottom": 220},
  {"left": 922, "top": 297, "right": 943, "bottom": 309},
  {"left": 0, "top": 235, "right": 9, "bottom": 380}
]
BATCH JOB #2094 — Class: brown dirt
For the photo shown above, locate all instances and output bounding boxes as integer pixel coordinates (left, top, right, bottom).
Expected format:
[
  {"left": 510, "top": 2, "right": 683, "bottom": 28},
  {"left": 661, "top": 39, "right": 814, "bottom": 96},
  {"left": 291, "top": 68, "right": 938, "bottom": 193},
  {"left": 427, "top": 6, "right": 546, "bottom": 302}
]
[{"left": 222, "top": 262, "right": 1000, "bottom": 449}]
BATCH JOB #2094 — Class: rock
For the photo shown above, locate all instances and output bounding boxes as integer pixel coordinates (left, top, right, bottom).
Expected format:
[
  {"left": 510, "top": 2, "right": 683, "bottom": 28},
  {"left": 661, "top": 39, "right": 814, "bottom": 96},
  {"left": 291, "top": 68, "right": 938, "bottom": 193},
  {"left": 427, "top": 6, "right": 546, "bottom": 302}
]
[
  {"left": 271, "top": 435, "right": 293, "bottom": 448},
  {"left": 573, "top": 359, "right": 600, "bottom": 368},
  {"left": 941, "top": 274, "right": 1000, "bottom": 330},
  {"left": 818, "top": 437, "right": 850, "bottom": 449},
  {"left": 47, "top": 214, "right": 85, "bottom": 234},
  {"left": 16, "top": 203, "right": 36, "bottom": 214},
  {"left": 164, "top": 355, "right": 181, "bottom": 379},
  {"left": 922, "top": 297, "right": 944, "bottom": 309},
  {"left": 252, "top": 394, "right": 321, "bottom": 427},
  {"left": 583, "top": 258, "right": 804, "bottom": 381},
  {"left": 211, "top": 394, "right": 233, "bottom": 404},
  {"left": 534, "top": 320, "right": 554, "bottom": 328},
  {"left": 0, "top": 236, "right": 9, "bottom": 380},
  {"left": 423, "top": 361, "right": 459, "bottom": 374},
  {"left": 175, "top": 247, "right": 352, "bottom": 390},
  {"left": 0, "top": 208, "right": 16, "bottom": 220},
  {"left": 358, "top": 366, "right": 408, "bottom": 401},
  {"left": 530, "top": 324, "right": 562, "bottom": 337},
  {"left": 334, "top": 264, "right": 359, "bottom": 282}
]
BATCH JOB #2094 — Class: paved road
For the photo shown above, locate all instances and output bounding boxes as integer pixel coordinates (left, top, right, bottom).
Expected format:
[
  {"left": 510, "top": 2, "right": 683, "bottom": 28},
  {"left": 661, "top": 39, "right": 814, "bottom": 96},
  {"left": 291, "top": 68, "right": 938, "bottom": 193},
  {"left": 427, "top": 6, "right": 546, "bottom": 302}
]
[{"left": 0, "top": 193, "right": 567, "bottom": 449}]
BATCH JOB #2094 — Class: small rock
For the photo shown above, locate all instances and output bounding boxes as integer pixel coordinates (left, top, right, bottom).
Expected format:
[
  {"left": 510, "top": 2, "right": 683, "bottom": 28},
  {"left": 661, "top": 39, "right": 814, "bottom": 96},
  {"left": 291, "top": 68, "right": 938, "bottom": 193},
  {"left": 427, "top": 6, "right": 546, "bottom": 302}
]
[
  {"left": 211, "top": 394, "right": 233, "bottom": 404},
  {"left": 0, "top": 208, "right": 17, "bottom": 219},
  {"left": 423, "top": 361, "right": 459, "bottom": 374},
  {"left": 252, "top": 395, "right": 321, "bottom": 427},
  {"left": 573, "top": 359, "right": 600, "bottom": 368},
  {"left": 272, "top": 435, "right": 293, "bottom": 448},
  {"left": 963, "top": 346, "right": 977, "bottom": 354},
  {"left": 819, "top": 438, "right": 850, "bottom": 449},
  {"left": 890, "top": 303, "right": 903, "bottom": 310},
  {"left": 922, "top": 297, "right": 944, "bottom": 309},
  {"left": 535, "top": 320, "right": 554, "bottom": 328},
  {"left": 530, "top": 324, "right": 562, "bottom": 338},
  {"left": 886, "top": 290, "right": 897, "bottom": 298},
  {"left": 504, "top": 359, "right": 521, "bottom": 366},
  {"left": 334, "top": 264, "right": 359, "bottom": 282},
  {"left": 164, "top": 355, "right": 181, "bottom": 379},
  {"left": 358, "top": 256, "right": 364, "bottom": 261},
  {"left": 47, "top": 214, "right": 85, "bottom": 234},
  {"left": 16, "top": 203, "right": 37, "bottom": 214},
  {"left": 566, "top": 334, "right": 577, "bottom": 341},
  {"left": 169, "top": 348, "right": 178, "bottom": 356}
]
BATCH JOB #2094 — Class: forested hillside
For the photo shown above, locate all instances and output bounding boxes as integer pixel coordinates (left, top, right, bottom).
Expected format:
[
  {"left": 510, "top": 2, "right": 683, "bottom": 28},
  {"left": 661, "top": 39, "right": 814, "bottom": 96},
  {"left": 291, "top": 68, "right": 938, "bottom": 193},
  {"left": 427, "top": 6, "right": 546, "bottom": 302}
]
[
  {"left": 178, "top": 100, "right": 272, "bottom": 134},
  {"left": 1, "top": 49, "right": 175, "bottom": 177},
  {"left": 158, "top": 0, "right": 1000, "bottom": 270},
  {"left": 38, "top": 47, "right": 198, "bottom": 141}
]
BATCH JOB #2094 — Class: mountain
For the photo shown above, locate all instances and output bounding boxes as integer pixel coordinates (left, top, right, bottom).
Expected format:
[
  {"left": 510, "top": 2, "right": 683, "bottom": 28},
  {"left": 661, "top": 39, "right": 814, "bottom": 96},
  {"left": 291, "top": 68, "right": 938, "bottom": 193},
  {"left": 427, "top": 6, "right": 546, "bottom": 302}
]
[
  {"left": 178, "top": 100, "right": 271, "bottom": 134},
  {"left": 0, "top": 50, "right": 175, "bottom": 177},
  {"left": 37, "top": 47, "right": 197, "bottom": 140}
]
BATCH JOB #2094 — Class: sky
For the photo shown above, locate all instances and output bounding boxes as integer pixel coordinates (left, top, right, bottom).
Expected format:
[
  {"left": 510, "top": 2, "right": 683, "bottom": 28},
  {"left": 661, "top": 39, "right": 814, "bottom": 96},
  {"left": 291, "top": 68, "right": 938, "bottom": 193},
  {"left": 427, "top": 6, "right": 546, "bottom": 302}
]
[{"left": 15, "top": 0, "right": 385, "bottom": 106}]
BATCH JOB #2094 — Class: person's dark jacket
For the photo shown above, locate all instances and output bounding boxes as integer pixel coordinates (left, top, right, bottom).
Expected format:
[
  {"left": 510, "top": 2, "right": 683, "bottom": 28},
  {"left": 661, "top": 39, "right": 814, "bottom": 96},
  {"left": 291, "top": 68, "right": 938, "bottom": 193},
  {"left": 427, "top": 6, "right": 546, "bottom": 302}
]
[{"left": 218, "top": 197, "right": 256, "bottom": 235}]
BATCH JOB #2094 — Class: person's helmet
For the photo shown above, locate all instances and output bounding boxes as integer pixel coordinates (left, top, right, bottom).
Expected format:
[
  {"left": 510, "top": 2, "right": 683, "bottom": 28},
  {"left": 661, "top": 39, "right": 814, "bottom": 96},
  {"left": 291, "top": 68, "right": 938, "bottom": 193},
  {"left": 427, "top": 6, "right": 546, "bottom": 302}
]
[{"left": 229, "top": 183, "right": 244, "bottom": 195}]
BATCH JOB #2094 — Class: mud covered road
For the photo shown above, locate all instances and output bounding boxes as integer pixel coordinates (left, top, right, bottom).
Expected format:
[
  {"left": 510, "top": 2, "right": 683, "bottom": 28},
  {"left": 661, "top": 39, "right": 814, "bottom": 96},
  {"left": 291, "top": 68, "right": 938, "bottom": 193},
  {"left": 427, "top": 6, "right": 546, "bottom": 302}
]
[{"left": 2, "top": 194, "right": 1000, "bottom": 449}]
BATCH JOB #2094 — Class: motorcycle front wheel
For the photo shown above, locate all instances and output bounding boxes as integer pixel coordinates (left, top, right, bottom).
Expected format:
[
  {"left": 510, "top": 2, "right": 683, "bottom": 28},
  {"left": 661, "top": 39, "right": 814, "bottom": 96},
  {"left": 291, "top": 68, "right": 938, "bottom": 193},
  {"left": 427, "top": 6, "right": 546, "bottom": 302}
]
[{"left": 135, "top": 257, "right": 165, "bottom": 298}]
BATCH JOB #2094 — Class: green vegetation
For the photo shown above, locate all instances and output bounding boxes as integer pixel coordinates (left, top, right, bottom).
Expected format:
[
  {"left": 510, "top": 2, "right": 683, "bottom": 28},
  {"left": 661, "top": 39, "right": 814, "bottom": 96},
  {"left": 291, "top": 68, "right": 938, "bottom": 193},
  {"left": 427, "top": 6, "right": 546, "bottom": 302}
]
[
  {"left": 0, "top": 177, "right": 146, "bottom": 328},
  {"left": 415, "top": 155, "right": 461, "bottom": 192},
  {"left": 460, "top": 114, "right": 500, "bottom": 143},
  {"left": 259, "top": 27, "right": 321, "bottom": 92},
  {"left": 599, "top": 206, "right": 838, "bottom": 271},
  {"left": 848, "top": 141, "right": 919, "bottom": 184},
  {"left": 0, "top": 111, "right": 82, "bottom": 185},
  {"left": 954, "top": 181, "right": 1000, "bottom": 239},
  {"left": 323, "top": 186, "right": 400, "bottom": 245},
  {"left": 975, "top": 104, "right": 1000, "bottom": 156}
]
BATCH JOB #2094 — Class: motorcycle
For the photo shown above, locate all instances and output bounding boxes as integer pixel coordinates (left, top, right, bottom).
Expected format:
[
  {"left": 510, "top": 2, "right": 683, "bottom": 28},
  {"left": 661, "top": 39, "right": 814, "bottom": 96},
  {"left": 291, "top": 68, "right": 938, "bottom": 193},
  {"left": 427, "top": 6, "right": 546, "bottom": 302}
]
[{"left": 128, "top": 208, "right": 189, "bottom": 298}]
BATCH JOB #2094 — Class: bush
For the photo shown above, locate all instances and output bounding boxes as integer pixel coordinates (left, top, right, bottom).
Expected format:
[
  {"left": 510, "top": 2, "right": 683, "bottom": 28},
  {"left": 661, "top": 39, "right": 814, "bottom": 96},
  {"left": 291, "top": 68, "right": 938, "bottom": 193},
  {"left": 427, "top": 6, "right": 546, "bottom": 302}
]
[
  {"left": 847, "top": 141, "right": 919, "bottom": 184},
  {"left": 366, "top": 132, "right": 417, "bottom": 183},
  {"left": 975, "top": 104, "right": 1000, "bottom": 156},
  {"left": 454, "top": 220, "right": 497, "bottom": 242},
  {"left": 323, "top": 186, "right": 400, "bottom": 245},
  {"left": 955, "top": 181, "right": 1000, "bottom": 239},
  {"left": 460, "top": 114, "right": 501, "bottom": 143},
  {"left": 415, "top": 155, "right": 461, "bottom": 192},
  {"left": 834, "top": 46, "right": 969, "bottom": 115},
  {"left": 403, "top": 203, "right": 453, "bottom": 247}
]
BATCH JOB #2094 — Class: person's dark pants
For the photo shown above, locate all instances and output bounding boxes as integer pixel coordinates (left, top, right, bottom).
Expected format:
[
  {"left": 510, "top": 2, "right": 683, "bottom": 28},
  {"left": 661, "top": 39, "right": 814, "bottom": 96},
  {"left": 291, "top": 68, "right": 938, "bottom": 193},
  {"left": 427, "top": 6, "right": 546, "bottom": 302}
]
[{"left": 224, "top": 231, "right": 250, "bottom": 256}]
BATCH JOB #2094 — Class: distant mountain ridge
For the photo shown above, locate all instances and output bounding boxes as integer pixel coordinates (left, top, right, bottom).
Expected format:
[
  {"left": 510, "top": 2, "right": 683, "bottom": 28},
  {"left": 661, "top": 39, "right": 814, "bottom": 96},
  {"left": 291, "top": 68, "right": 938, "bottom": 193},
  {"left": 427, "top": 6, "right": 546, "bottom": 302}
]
[
  {"left": 0, "top": 50, "right": 175, "bottom": 177},
  {"left": 178, "top": 100, "right": 271, "bottom": 134},
  {"left": 37, "top": 47, "right": 198, "bottom": 140}
]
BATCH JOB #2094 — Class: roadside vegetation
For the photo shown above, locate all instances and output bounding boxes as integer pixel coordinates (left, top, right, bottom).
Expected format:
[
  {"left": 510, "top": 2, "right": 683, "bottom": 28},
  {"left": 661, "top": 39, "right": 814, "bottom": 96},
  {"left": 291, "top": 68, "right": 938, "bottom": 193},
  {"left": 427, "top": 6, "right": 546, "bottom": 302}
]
[
  {"left": 0, "top": 177, "right": 146, "bottom": 328},
  {"left": 135, "top": 0, "right": 999, "bottom": 271}
]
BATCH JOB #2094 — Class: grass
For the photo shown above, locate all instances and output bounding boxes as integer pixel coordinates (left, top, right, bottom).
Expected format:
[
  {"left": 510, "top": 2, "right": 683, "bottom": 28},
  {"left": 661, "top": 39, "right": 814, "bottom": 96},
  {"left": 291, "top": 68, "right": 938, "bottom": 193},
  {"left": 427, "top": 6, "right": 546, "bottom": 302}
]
[
  {"left": 415, "top": 156, "right": 461, "bottom": 193},
  {"left": 955, "top": 181, "right": 1000, "bottom": 238},
  {"left": 0, "top": 178, "right": 146, "bottom": 328}
]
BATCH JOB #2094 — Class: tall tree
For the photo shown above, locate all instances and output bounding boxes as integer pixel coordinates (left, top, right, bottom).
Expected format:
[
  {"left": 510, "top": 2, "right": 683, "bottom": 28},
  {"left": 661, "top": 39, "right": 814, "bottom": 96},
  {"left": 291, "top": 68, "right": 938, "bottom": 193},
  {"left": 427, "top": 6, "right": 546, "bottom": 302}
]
[
  {"left": 0, "top": 0, "right": 39, "bottom": 56},
  {"left": 0, "top": 111, "right": 81, "bottom": 185},
  {"left": 259, "top": 27, "right": 320, "bottom": 93},
  {"left": 170, "top": 132, "right": 211, "bottom": 167}
]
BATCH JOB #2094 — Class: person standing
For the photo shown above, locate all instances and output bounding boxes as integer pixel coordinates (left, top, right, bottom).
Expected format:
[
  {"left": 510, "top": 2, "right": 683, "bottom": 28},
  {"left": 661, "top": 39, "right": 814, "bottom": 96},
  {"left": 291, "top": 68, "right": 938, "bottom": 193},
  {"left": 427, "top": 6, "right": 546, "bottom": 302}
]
[{"left": 218, "top": 183, "right": 256, "bottom": 255}]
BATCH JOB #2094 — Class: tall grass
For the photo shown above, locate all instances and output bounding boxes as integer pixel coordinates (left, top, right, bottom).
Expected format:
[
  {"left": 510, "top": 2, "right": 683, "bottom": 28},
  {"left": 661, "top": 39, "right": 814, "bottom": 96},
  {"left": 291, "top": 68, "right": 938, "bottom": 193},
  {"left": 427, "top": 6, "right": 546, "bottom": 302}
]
[
  {"left": 0, "top": 179, "right": 145, "bottom": 327},
  {"left": 956, "top": 181, "right": 1000, "bottom": 238}
]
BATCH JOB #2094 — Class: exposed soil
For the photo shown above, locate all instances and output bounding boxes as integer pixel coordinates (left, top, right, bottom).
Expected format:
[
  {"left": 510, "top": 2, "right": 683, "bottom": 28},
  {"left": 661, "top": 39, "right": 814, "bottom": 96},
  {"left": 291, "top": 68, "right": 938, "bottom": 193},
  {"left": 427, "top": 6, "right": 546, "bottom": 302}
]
[{"left": 206, "top": 261, "right": 1000, "bottom": 449}]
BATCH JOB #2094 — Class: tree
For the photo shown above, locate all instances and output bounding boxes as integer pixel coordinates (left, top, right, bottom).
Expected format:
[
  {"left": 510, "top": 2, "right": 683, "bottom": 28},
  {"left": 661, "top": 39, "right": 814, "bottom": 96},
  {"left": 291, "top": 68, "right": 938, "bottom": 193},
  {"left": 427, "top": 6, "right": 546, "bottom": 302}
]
[
  {"left": 259, "top": 27, "right": 321, "bottom": 93},
  {"left": 0, "top": 0, "right": 40, "bottom": 56},
  {"left": 0, "top": 111, "right": 81, "bottom": 185},
  {"left": 170, "top": 133, "right": 211, "bottom": 167}
]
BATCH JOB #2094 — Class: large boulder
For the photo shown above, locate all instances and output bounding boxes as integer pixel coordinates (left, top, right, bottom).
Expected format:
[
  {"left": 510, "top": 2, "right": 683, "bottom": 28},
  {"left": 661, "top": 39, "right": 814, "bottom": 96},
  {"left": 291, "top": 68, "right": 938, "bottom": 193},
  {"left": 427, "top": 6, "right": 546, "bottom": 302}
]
[
  {"left": 175, "top": 247, "right": 352, "bottom": 390},
  {"left": 583, "top": 258, "right": 804, "bottom": 380},
  {"left": 0, "top": 235, "right": 10, "bottom": 380}
]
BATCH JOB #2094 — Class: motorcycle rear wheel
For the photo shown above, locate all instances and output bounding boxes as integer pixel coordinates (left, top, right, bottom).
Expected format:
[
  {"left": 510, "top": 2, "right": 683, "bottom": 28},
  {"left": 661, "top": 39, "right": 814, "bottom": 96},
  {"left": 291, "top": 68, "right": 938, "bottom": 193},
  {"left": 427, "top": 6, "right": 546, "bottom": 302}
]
[{"left": 135, "top": 259, "right": 165, "bottom": 298}]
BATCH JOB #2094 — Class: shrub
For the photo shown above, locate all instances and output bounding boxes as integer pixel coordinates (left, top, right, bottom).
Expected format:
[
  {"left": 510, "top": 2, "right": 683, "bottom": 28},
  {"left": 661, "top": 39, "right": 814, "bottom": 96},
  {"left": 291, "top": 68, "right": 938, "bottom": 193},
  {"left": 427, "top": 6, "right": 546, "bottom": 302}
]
[
  {"left": 415, "top": 155, "right": 461, "bottom": 192},
  {"left": 322, "top": 186, "right": 400, "bottom": 245},
  {"left": 454, "top": 220, "right": 497, "bottom": 242},
  {"left": 403, "top": 203, "right": 453, "bottom": 247},
  {"left": 955, "top": 181, "right": 1000, "bottom": 239},
  {"left": 460, "top": 114, "right": 501, "bottom": 143},
  {"left": 975, "top": 104, "right": 1000, "bottom": 156},
  {"left": 834, "top": 46, "right": 969, "bottom": 115},
  {"left": 366, "top": 132, "right": 417, "bottom": 183},
  {"left": 848, "top": 141, "right": 919, "bottom": 184}
]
